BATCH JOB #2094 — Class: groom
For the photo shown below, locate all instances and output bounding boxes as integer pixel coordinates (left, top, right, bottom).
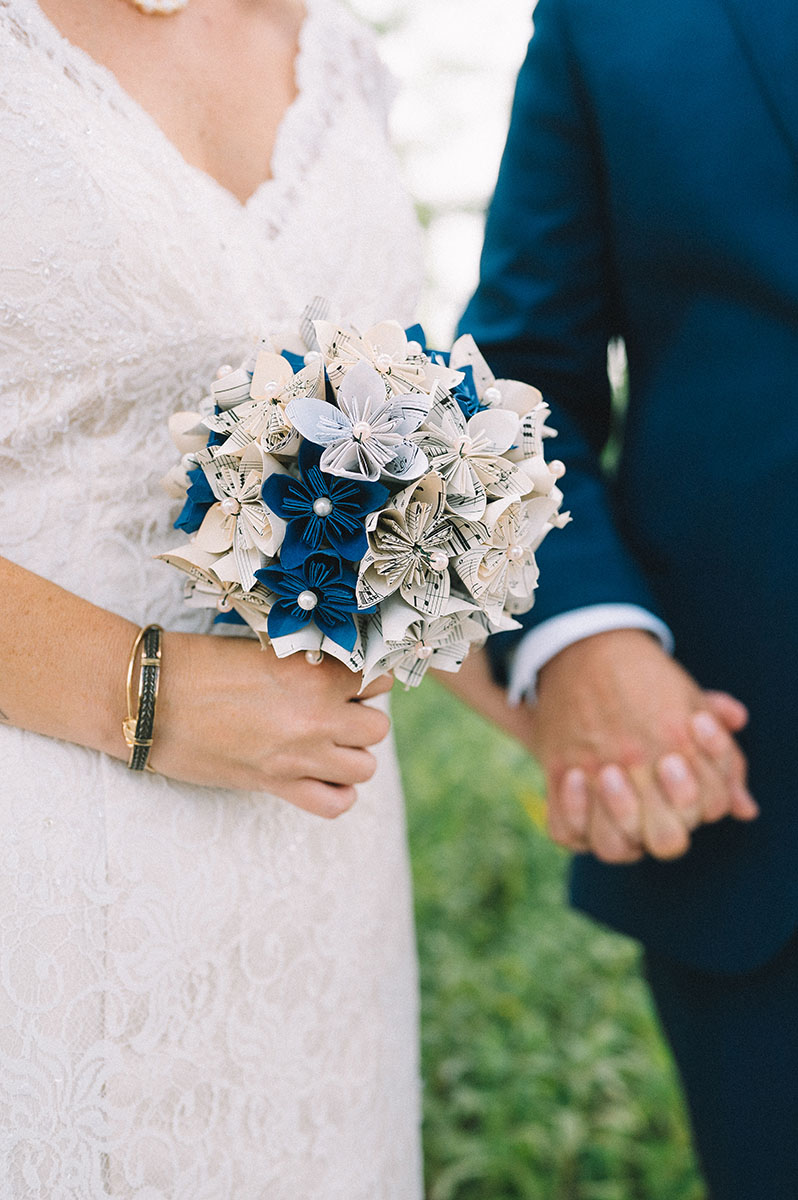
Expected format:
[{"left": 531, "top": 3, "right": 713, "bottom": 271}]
[{"left": 461, "top": 0, "right": 798, "bottom": 1195}]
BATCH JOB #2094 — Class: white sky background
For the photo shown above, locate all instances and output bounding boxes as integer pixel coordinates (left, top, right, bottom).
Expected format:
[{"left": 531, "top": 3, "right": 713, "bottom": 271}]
[{"left": 347, "top": 0, "right": 536, "bottom": 346}]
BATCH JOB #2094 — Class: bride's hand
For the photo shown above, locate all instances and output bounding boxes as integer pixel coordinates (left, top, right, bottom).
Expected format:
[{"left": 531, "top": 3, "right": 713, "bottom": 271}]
[
  {"left": 0, "top": 556, "right": 392, "bottom": 819},
  {"left": 151, "top": 632, "right": 393, "bottom": 816}
]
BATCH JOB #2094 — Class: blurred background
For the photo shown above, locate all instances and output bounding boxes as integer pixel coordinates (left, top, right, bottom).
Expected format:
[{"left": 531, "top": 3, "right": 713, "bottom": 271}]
[{"left": 347, "top": 3, "right": 705, "bottom": 1198}]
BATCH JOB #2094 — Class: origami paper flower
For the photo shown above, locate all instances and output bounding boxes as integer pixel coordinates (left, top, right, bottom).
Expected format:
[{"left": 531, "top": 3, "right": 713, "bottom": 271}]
[
  {"left": 204, "top": 350, "right": 323, "bottom": 458},
  {"left": 174, "top": 467, "right": 216, "bottom": 534},
  {"left": 448, "top": 335, "right": 563, "bottom": 469},
  {"left": 261, "top": 440, "right": 388, "bottom": 568},
  {"left": 256, "top": 552, "right": 373, "bottom": 653},
  {"left": 452, "top": 364, "right": 486, "bottom": 420},
  {"left": 414, "top": 393, "right": 529, "bottom": 520},
  {"left": 361, "top": 605, "right": 488, "bottom": 691},
  {"left": 357, "top": 475, "right": 457, "bottom": 618},
  {"left": 286, "top": 360, "right": 431, "bottom": 483},
  {"left": 455, "top": 500, "right": 539, "bottom": 616},
  {"left": 314, "top": 319, "right": 459, "bottom": 397},
  {"left": 189, "top": 445, "right": 286, "bottom": 588},
  {"left": 157, "top": 542, "right": 275, "bottom": 644},
  {"left": 400, "top": 330, "right": 486, "bottom": 421}
]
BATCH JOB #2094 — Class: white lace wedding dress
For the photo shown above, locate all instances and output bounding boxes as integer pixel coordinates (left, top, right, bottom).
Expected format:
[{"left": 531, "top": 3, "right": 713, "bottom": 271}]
[{"left": 0, "top": 2, "right": 425, "bottom": 1196}]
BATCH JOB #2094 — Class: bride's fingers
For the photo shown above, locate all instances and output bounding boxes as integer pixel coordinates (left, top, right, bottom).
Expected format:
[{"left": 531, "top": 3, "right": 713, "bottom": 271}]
[
  {"left": 334, "top": 703, "right": 391, "bottom": 749},
  {"left": 276, "top": 745, "right": 376, "bottom": 788},
  {"left": 358, "top": 674, "right": 394, "bottom": 701},
  {"left": 627, "top": 765, "right": 691, "bottom": 860},
  {"left": 703, "top": 690, "right": 749, "bottom": 733},
  {"left": 281, "top": 779, "right": 358, "bottom": 820},
  {"left": 690, "top": 710, "right": 758, "bottom": 821}
]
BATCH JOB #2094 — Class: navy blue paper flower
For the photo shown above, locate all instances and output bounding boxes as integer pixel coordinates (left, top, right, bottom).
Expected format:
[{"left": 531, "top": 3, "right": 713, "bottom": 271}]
[
  {"left": 174, "top": 467, "right": 215, "bottom": 534},
  {"left": 261, "top": 440, "right": 389, "bottom": 568},
  {"left": 404, "top": 323, "right": 429, "bottom": 352},
  {"left": 280, "top": 349, "right": 307, "bottom": 373},
  {"left": 452, "top": 364, "right": 487, "bottom": 420},
  {"left": 403, "top": 325, "right": 483, "bottom": 417},
  {"left": 256, "top": 552, "right": 374, "bottom": 652},
  {"left": 404, "top": 324, "right": 450, "bottom": 368}
]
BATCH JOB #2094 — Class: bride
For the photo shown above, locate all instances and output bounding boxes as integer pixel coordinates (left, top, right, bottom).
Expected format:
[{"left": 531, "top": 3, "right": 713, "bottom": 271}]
[{"left": 0, "top": 0, "right": 424, "bottom": 1194}]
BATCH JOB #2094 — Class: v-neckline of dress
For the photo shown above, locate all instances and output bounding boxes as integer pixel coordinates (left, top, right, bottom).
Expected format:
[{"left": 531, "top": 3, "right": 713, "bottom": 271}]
[{"left": 25, "top": 0, "right": 323, "bottom": 214}]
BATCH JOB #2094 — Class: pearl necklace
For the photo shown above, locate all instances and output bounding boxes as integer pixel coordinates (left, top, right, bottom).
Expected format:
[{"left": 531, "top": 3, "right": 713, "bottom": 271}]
[{"left": 124, "top": 0, "right": 188, "bottom": 14}]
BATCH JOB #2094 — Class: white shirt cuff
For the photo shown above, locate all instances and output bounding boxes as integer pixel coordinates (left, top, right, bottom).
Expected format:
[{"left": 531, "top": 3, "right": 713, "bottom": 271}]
[{"left": 507, "top": 604, "right": 675, "bottom": 705}]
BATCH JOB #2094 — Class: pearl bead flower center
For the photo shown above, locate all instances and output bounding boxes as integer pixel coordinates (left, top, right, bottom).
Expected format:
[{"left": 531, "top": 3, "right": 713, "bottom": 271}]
[
  {"left": 297, "top": 589, "right": 319, "bottom": 611},
  {"left": 313, "top": 496, "right": 333, "bottom": 517}
]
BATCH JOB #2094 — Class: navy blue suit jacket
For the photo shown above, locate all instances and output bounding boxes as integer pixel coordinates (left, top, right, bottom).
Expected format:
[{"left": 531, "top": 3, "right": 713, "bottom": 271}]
[{"left": 461, "top": 0, "right": 798, "bottom": 972}]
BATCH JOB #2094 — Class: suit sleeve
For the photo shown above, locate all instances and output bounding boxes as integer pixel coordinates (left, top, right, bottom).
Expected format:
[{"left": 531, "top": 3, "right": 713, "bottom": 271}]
[{"left": 459, "top": 0, "right": 665, "bottom": 683}]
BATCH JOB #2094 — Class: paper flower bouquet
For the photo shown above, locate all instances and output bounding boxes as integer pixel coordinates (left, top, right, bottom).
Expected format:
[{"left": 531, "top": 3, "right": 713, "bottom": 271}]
[{"left": 160, "top": 303, "right": 569, "bottom": 689}]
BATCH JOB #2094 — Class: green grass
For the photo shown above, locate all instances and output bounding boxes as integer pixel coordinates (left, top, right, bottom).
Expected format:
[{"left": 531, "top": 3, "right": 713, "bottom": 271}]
[{"left": 393, "top": 679, "right": 705, "bottom": 1200}]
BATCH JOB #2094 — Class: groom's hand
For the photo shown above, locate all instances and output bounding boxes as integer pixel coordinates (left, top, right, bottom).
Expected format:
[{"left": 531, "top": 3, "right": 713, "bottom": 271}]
[{"left": 532, "top": 630, "right": 758, "bottom": 863}]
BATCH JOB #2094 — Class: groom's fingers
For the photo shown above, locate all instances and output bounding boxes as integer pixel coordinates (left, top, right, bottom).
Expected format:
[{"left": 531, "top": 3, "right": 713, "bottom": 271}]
[
  {"left": 547, "top": 767, "right": 591, "bottom": 851},
  {"left": 596, "top": 764, "right": 644, "bottom": 842},
  {"left": 627, "top": 764, "right": 691, "bottom": 860},
  {"left": 655, "top": 753, "right": 702, "bottom": 828},
  {"left": 587, "top": 794, "right": 644, "bottom": 863}
]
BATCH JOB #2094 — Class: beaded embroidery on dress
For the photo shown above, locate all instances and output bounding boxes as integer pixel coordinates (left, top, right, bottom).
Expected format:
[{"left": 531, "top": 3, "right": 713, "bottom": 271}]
[{"left": 0, "top": 1, "right": 424, "bottom": 1195}]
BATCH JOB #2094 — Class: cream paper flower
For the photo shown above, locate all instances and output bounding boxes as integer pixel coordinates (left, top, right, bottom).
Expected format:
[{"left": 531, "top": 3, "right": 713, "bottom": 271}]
[
  {"left": 356, "top": 475, "right": 460, "bottom": 618},
  {"left": 314, "top": 319, "right": 460, "bottom": 397},
  {"left": 286, "top": 360, "right": 431, "bottom": 483},
  {"left": 414, "top": 391, "right": 531, "bottom": 520},
  {"left": 453, "top": 494, "right": 572, "bottom": 617},
  {"left": 156, "top": 542, "right": 275, "bottom": 645},
  {"left": 191, "top": 444, "right": 286, "bottom": 588},
  {"left": 205, "top": 351, "right": 323, "bottom": 458},
  {"left": 450, "top": 334, "right": 563, "bottom": 482},
  {"left": 360, "top": 598, "right": 488, "bottom": 691}
]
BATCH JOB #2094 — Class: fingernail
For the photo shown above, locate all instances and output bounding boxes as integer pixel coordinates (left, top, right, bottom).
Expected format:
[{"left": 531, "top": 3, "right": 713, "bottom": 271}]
[
  {"left": 692, "top": 711, "right": 722, "bottom": 741},
  {"left": 563, "top": 767, "right": 588, "bottom": 795},
  {"left": 660, "top": 753, "right": 690, "bottom": 785},
  {"left": 599, "top": 764, "right": 627, "bottom": 796}
]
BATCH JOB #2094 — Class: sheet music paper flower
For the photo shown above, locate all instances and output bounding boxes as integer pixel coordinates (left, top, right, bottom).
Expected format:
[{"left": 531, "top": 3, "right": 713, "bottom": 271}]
[
  {"left": 190, "top": 444, "right": 287, "bottom": 588},
  {"left": 157, "top": 541, "right": 275, "bottom": 642},
  {"left": 159, "top": 303, "right": 568, "bottom": 687},
  {"left": 205, "top": 350, "right": 323, "bottom": 458},
  {"left": 356, "top": 475, "right": 460, "bottom": 618},
  {"left": 414, "top": 391, "right": 531, "bottom": 520},
  {"left": 449, "top": 334, "right": 560, "bottom": 469},
  {"left": 286, "top": 360, "right": 431, "bottom": 483},
  {"left": 361, "top": 603, "right": 488, "bottom": 690},
  {"left": 314, "top": 318, "right": 460, "bottom": 397}
]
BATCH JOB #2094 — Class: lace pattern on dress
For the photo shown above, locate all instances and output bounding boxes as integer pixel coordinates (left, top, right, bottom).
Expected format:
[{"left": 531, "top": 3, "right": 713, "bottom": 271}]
[{"left": 0, "top": 1, "right": 424, "bottom": 1195}]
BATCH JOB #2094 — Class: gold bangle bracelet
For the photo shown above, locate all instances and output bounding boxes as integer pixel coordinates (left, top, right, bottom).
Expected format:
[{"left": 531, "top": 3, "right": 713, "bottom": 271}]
[{"left": 122, "top": 624, "right": 163, "bottom": 772}]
